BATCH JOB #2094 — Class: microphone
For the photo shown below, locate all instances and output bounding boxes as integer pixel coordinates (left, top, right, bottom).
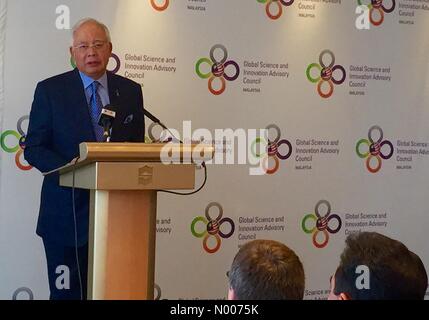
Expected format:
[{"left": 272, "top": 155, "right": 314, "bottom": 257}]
[
  {"left": 143, "top": 108, "right": 209, "bottom": 197},
  {"left": 144, "top": 109, "right": 167, "bottom": 130},
  {"left": 144, "top": 108, "right": 183, "bottom": 143},
  {"left": 98, "top": 104, "right": 117, "bottom": 142}
]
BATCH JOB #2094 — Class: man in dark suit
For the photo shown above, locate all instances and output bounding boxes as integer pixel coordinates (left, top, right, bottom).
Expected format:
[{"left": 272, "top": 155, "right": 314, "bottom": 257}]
[{"left": 24, "top": 18, "right": 145, "bottom": 300}]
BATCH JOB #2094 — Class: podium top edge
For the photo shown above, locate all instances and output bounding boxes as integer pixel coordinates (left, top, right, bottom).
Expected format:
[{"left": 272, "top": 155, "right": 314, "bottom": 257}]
[
  {"left": 79, "top": 142, "right": 215, "bottom": 162},
  {"left": 44, "top": 143, "right": 213, "bottom": 176}
]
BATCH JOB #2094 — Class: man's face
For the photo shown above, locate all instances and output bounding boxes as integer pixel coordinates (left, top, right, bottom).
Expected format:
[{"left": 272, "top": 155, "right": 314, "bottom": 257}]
[{"left": 70, "top": 22, "right": 112, "bottom": 80}]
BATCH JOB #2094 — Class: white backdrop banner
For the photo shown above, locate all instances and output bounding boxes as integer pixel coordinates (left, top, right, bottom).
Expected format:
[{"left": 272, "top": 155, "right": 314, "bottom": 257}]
[
  {"left": 0, "top": 0, "right": 6, "bottom": 178},
  {"left": 0, "top": 0, "right": 429, "bottom": 300}
]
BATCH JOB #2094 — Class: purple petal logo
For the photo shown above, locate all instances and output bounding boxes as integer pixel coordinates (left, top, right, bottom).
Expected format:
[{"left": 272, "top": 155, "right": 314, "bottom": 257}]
[
  {"left": 306, "top": 50, "right": 346, "bottom": 99},
  {"left": 302, "top": 200, "right": 342, "bottom": 249},
  {"left": 356, "top": 126, "right": 393, "bottom": 173},
  {"left": 196, "top": 44, "right": 240, "bottom": 95},
  {"left": 251, "top": 124, "right": 292, "bottom": 175},
  {"left": 258, "top": 0, "right": 294, "bottom": 20},
  {"left": 191, "top": 202, "right": 235, "bottom": 254}
]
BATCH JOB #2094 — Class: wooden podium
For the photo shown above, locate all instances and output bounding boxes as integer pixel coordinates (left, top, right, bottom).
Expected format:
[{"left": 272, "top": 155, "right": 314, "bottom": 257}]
[{"left": 58, "top": 142, "right": 213, "bottom": 300}]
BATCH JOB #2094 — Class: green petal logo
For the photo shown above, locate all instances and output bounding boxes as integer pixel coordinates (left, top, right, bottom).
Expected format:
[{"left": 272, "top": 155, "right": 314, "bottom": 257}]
[
  {"left": 302, "top": 200, "right": 342, "bottom": 248},
  {"left": 251, "top": 124, "right": 292, "bottom": 175},
  {"left": 196, "top": 45, "right": 240, "bottom": 95},
  {"left": 0, "top": 116, "right": 32, "bottom": 171},
  {"left": 306, "top": 50, "right": 346, "bottom": 99},
  {"left": 191, "top": 203, "right": 235, "bottom": 254},
  {"left": 356, "top": 126, "right": 393, "bottom": 173}
]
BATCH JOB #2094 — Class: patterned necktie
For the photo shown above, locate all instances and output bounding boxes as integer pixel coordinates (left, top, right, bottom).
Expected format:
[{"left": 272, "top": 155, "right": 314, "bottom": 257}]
[{"left": 89, "top": 81, "right": 105, "bottom": 142}]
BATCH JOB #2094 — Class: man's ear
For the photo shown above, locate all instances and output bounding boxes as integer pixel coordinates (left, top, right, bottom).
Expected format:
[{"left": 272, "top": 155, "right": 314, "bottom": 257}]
[{"left": 228, "top": 287, "right": 236, "bottom": 300}]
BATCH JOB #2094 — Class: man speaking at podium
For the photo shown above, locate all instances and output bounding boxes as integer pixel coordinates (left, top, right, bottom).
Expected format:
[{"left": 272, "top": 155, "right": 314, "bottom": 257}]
[{"left": 24, "top": 18, "right": 145, "bottom": 300}]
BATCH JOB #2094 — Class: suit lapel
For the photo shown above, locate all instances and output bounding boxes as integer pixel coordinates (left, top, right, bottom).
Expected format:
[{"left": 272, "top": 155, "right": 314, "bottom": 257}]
[{"left": 107, "top": 72, "right": 123, "bottom": 107}]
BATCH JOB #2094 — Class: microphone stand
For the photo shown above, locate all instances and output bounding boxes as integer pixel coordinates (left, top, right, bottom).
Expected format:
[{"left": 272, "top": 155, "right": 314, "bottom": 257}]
[{"left": 144, "top": 108, "right": 208, "bottom": 196}]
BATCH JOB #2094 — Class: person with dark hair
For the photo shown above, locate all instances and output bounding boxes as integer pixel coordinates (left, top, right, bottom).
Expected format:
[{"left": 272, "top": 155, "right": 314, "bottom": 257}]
[
  {"left": 328, "top": 231, "right": 428, "bottom": 300},
  {"left": 227, "top": 239, "right": 305, "bottom": 300}
]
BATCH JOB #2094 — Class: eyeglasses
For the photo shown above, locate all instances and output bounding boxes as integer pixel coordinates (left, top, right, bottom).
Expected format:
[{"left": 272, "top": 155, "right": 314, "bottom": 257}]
[{"left": 73, "top": 41, "right": 108, "bottom": 53}]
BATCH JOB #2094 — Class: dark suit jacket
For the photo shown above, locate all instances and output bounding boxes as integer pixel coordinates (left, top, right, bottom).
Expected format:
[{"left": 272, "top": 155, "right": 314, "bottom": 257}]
[{"left": 24, "top": 68, "right": 145, "bottom": 246}]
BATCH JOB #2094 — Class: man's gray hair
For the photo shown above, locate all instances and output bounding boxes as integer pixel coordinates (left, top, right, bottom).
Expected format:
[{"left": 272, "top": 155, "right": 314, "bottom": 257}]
[{"left": 71, "top": 18, "right": 111, "bottom": 45}]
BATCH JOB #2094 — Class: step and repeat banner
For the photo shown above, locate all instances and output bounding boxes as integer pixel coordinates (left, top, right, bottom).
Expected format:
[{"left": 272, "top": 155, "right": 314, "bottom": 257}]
[{"left": 1, "top": 0, "right": 429, "bottom": 299}]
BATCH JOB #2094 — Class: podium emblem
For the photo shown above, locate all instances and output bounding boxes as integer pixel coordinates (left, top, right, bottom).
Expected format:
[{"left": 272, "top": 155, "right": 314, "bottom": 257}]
[{"left": 138, "top": 166, "right": 154, "bottom": 185}]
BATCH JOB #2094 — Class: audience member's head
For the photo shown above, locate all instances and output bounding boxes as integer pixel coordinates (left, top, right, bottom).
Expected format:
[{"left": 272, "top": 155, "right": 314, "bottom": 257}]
[
  {"left": 228, "top": 239, "right": 305, "bottom": 300},
  {"left": 329, "top": 231, "right": 428, "bottom": 300}
]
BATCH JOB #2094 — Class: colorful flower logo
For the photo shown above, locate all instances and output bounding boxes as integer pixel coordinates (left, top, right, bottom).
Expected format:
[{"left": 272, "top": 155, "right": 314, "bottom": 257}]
[
  {"left": 302, "top": 200, "right": 342, "bottom": 249},
  {"left": 257, "top": 0, "right": 294, "bottom": 20},
  {"left": 196, "top": 44, "right": 240, "bottom": 95},
  {"left": 358, "top": 0, "right": 395, "bottom": 26},
  {"left": 191, "top": 202, "right": 235, "bottom": 254},
  {"left": 251, "top": 124, "right": 292, "bottom": 175},
  {"left": 356, "top": 126, "right": 393, "bottom": 173},
  {"left": 0, "top": 116, "right": 32, "bottom": 171},
  {"left": 151, "top": 0, "right": 169, "bottom": 11},
  {"left": 306, "top": 50, "right": 346, "bottom": 98}
]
